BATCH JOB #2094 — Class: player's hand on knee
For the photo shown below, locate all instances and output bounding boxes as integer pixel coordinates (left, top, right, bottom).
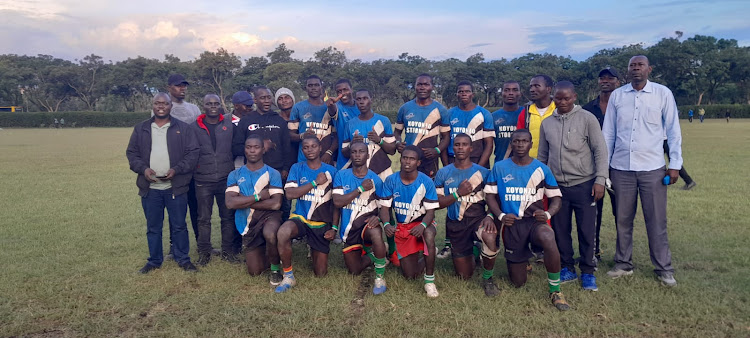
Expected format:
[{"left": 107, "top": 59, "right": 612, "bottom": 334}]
[
  {"left": 532, "top": 210, "right": 548, "bottom": 222},
  {"left": 481, "top": 216, "right": 497, "bottom": 234},
  {"left": 365, "top": 216, "right": 380, "bottom": 229},
  {"left": 324, "top": 229, "right": 336, "bottom": 241},
  {"left": 409, "top": 223, "right": 426, "bottom": 238},
  {"left": 502, "top": 213, "right": 518, "bottom": 227},
  {"left": 384, "top": 224, "right": 396, "bottom": 237}
]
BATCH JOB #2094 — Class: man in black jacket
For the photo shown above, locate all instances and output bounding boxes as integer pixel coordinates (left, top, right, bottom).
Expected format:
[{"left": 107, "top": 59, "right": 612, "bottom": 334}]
[
  {"left": 192, "top": 94, "right": 240, "bottom": 265},
  {"left": 233, "top": 86, "right": 294, "bottom": 219},
  {"left": 126, "top": 93, "right": 200, "bottom": 273}
]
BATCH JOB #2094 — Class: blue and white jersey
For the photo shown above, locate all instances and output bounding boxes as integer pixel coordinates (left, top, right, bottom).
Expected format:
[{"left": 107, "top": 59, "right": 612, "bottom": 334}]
[
  {"left": 446, "top": 106, "right": 494, "bottom": 158},
  {"left": 334, "top": 102, "right": 360, "bottom": 169},
  {"left": 484, "top": 158, "right": 561, "bottom": 218},
  {"left": 341, "top": 113, "right": 396, "bottom": 180},
  {"left": 492, "top": 107, "right": 522, "bottom": 161},
  {"left": 226, "top": 165, "right": 283, "bottom": 235},
  {"left": 333, "top": 169, "right": 383, "bottom": 242},
  {"left": 285, "top": 162, "right": 337, "bottom": 223},
  {"left": 380, "top": 172, "right": 439, "bottom": 224},
  {"left": 289, "top": 100, "right": 335, "bottom": 162},
  {"left": 434, "top": 163, "right": 489, "bottom": 221}
]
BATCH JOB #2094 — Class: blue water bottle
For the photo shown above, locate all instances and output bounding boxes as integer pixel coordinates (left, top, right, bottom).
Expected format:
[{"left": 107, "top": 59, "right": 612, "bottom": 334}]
[{"left": 662, "top": 175, "right": 670, "bottom": 185}]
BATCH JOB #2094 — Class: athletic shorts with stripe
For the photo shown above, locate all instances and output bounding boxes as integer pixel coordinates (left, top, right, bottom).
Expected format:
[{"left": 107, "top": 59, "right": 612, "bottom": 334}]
[
  {"left": 501, "top": 217, "right": 547, "bottom": 263},
  {"left": 242, "top": 211, "right": 282, "bottom": 251},
  {"left": 342, "top": 222, "right": 371, "bottom": 254},
  {"left": 446, "top": 215, "right": 499, "bottom": 259},
  {"left": 289, "top": 214, "right": 332, "bottom": 254}
]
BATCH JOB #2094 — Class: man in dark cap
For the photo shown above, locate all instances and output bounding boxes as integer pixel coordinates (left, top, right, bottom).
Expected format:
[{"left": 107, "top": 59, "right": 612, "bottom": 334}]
[
  {"left": 231, "top": 91, "right": 255, "bottom": 169},
  {"left": 166, "top": 74, "right": 201, "bottom": 124}
]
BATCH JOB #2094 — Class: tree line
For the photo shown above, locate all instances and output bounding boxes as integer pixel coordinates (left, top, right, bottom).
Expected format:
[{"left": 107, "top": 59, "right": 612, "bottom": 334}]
[{"left": 1, "top": 32, "right": 748, "bottom": 113}]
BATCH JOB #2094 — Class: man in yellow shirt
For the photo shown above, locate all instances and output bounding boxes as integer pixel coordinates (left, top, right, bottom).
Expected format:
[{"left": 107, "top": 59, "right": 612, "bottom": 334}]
[{"left": 516, "top": 74, "right": 556, "bottom": 158}]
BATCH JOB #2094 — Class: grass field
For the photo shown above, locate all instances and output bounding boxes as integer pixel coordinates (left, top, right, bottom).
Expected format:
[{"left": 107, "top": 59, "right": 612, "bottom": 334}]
[{"left": 1, "top": 120, "right": 749, "bottom": 337}]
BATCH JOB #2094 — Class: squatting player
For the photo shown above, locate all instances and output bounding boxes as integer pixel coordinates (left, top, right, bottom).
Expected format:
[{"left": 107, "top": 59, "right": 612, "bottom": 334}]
[
  {"left": 275, "top": 135, "right": 338, "bottom": 293},
  {"left": 225, "top": 135, "right": 284, "bottom": 280},
  {"left": 379, "top": 146, "right": 440, "bottom": 298},
  {"left": 483, "top": 129, "right": 570, "bottom": 311},
  {"left": 434, "top": 133, "right": 500, "bottom": 297},
  {"left": 333, "top": 141, "right": 389, "bottom": 295}
]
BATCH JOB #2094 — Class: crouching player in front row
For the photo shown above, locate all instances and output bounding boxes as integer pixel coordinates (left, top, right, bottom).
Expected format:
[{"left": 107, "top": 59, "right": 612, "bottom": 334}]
[
  {"left": 333, "top": 141, "right": 389, "bottom": 295},
  {"left": 380, "top": 146, "right": 440, "bottom": 298},
  {"left": 275, "top": 135, "right": 338, "bottom": 293},
  {"left": 483, "top": 129, "right": 570, "bottom": 311},
  {"left": 225, "top": 135, "right": 284, "bottom": 280},
  {"left": 434, "top": 133, "right": 500, "bottom": 297}
]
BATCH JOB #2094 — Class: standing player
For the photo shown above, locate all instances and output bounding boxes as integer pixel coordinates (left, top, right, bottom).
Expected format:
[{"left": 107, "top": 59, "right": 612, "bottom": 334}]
[
  {"left": 333, "top": 141, "right": 389, "bottom": 295},
  {"left": 340, "top": 89, "right": 397, "bottom": 180},
  {"left": 289, "top": 75, "right": 337, "bottom": 165},
  {"left": 379, "top": 146, "right": 440, "bottom": 298},
  {"left": 445, "top": 81, "right": 494, "bottom": 168},
  {"left": 225, "top": 135, "right": 284, "bottom": 280},
  {"left": 326, "top": 79, "right": 361, "bottom": 170},
  {"left": 483, "top": 129, "right": 570, "bottom": 311},
  {"left": 275, "top": 135, "right": 338, "bottom": 293},
  {"left": 434, "top": 134, "right": 500, "bottom": 297},
  {"left": 492, "top": 81, "right": 523, "bottom": 162}
]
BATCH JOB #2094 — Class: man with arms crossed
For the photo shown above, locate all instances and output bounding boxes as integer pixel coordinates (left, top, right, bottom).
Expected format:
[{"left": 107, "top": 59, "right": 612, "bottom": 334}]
[
  {"left": 225, "top": 135, "right": 284, "bottom": 281},
  {"left": 602, "top": 55, "right": 682, "bottom": 287},
  {"left": 275, "top": 135, "right": 338, "bottom": 293},
  {"left": 380, "top": 146, "right": 440, "bottom": 298},
  {"left": 434, "top": 133, "right": 500, "bottom": 297},
  {"left": 484, "top": 129, "right": 570, "bottom": 311},
  {"left": 289, "top": 75, "right": 337, "bottom": 166},
  {"left": 333, "top": 141, "right": 389, "bottom": 295},
  {"left": 538, "top": 81, "right": 608, "bottom": 291},
  {"left": 492, "top": 81, "right": 523, "bottom": 162}
]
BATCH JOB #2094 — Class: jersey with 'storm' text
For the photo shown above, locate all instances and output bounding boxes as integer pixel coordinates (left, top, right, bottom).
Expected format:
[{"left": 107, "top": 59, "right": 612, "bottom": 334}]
[
  {"left": 434, "top": 163, "right": 489, "bottom": 221},
  {"left": 226, "top": 165, "right": 283, "bottom": 235},
  {"left": 341, "top": 113, "right": 396, "bottom": 180},
  {"left": 395, "top": 100, "right": 449, "bottom": 167},
  {"left": 285, "top": 161, "right": 337, "bottom": 223},
  {"left": 446, "top": 106, "right": 495, "bottom": 159},
  {"left": 380, "top": 172, "right": 439, "bottom": 224},
  {"left": 492, "top": 107, "right": 522, "bottom": 161},
  {"left": 333, "top": 169, "right": 383, "bottom": 242},
  {"left": 289, "top": 100, "right": 336, "bottom": 162},
  {"left": 484, "top": 158, "right": 561, "bottom": 218}
]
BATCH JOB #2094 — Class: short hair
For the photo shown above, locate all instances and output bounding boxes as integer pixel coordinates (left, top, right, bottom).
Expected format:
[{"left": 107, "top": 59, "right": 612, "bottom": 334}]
[
  {"left": 335, "top": 78, "right": 352, "bottom": 88},
  {"left": 252, "top": 85, "right": 270, "bottom": 96},
  {"left": 554, "top": 81, "right": 576, "bottom": 93},
  {"left": 153, "top": 92, "right": 171, "bottom": 102},
  {"left": 457, "top": 80, "right": 474, "bottom": 91},
  {"left": 245, "top": 134, "right": 264, "bottom": 146},
  {"left": 306, "top": 75, "right": 322, "bottom": 84},
  {"left": 301, "top": 134, "right": 320, "bottom": 144},
  {"left": 355, "top": 88, "right": 371, "bottom": 97},
  {"left": 350, "top": 140, "right": 367, "bottom": 150},
  {"left": 403, "top": 145, "right": 423, "bottom": 160},
  {"left": 416, "top": 73, "right": 433, "bottom": 83},
  {"left": 502, "top": 80, "right": 520, "bottom": 89},
  {"left": 511, "top": 128, "right": 532, "bottom": 141},
  {"left": 531, "top": 74, "right": 555, "bottom": 88},
  {"left": 454, "top": 133, "right": 472, "bottom": 143}
]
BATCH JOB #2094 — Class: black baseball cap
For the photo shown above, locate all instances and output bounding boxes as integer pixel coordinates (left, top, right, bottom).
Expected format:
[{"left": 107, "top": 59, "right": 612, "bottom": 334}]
[
  {"left": 598, "top": 66, "right": 620, "bottom": 79},
  {"left": 168, "top": 74, "right": 190, "bottom": 86}
]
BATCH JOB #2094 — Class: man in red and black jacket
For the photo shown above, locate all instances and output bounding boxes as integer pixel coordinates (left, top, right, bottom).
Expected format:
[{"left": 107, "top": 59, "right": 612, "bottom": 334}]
[{"left": 191, "top": 94, "right": 241, "bottom": 266}]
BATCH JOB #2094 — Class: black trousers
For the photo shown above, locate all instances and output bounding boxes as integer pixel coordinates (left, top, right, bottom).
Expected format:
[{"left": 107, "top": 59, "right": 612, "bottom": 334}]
[
  {"left": 663, "top": 140, "right": 694, "bottom": 185},
  {"left": 595, "top": 189, "right": 616, "bottom": 255},
  {"left": 551, "top": 179, "right": 597, "bottom": 274},
  {"left": 187, "top": 179, "right": 199, "bottom": 240},
  {"left": 195, "top": 180, "right": 238, "bottom": 254}
]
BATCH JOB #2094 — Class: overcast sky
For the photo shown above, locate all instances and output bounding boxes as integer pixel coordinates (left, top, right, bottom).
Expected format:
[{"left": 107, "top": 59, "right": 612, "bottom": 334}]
[{"left": 2, "top": 0, "right": 749, "bottom": 63}]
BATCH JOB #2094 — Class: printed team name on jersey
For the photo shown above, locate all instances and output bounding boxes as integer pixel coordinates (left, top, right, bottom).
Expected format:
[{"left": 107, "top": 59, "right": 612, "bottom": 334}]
[
  {"left": 504, "top": 186, "right": 539, "bottom": 202},
  {"left": 300, "top": 189, "right": 330, "bottom": 203},
  {"left": 345, "top": 195, "right": 377, "bottom": 213},
  {"left": 405, "top": 120, "right": 435, "bottom": 135},
  {"left": 451, "top": 126, "right": 477, "bottom": 135},
  {"left": 306, "top": 121, "right": 330, "bottom": 132},
  {"left": 393, "top": 201, "right": 425, "bottom": 218}
]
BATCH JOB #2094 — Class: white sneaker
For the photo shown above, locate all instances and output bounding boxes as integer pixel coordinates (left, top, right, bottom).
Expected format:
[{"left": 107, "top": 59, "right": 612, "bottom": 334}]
[
  {"left": 436, "top": 247, "right": 451, "bottom": 259},
  {"left": 607, "top": 268, "right": 634, "bottom": 278},
  {"left": 424, "top": 283, "right": 439, "bottom": 298},
  {"left": 373, "top": 277, "right": 387, "bottom": 295},
  {"left": 658, "top": 272, "right": 677, "bottom": 287},
  {"left": 274, "top": 275, "right": 296, "bottom": 293}
]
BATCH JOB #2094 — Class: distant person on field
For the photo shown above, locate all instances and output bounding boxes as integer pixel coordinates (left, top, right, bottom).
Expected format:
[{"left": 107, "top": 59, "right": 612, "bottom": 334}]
[
  {"left": 492, "top": 81, "right": 523, "bottom": 162},
  {"left": 663, "top": 137, "right": 696, "bottom": 190},
  {"left": 726, "top": 111, "right": 730, "bottom": 123},
  {"left": 582, "top": 66, "right": 620, "bottom": 261},
  {"left": 602, "top": 55, "right": 682, "bottom": 287},
  {"left": 538, "top": 81, "right": 608, "bottom": 292},
  {"left": 698, "top": 108, "right": 705, "bottom": 123},
  {"left": 60, "top": 118, "right": 65, "bottom": 128},
  {"left": 54, "top": 118, "right": 59, "bottom": 128},
  {"left": 191, "top": 94, "right": 240, "bottom": 266},
  {"left": 688, "top": 109, "right": 693, "bottom": 123},
  {"left": 126, "top": 93, "right": 199, "bottom": 274}
]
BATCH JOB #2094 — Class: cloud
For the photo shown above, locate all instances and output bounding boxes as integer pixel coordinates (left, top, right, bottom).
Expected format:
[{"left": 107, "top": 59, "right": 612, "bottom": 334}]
[{"left": 469, "top": 43, "right": 492, "bottom": 48}]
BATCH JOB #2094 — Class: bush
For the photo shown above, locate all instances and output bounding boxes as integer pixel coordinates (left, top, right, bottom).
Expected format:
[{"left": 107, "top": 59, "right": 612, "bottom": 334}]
[
  {"left": 678, "top": 104, "right": 750, "bottom": 119},
  {"left": 0, "top": 111, "right": 151, "bottom": 128}
]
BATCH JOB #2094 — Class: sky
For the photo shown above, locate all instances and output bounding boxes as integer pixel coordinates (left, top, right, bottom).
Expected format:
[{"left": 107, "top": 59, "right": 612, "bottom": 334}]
[{"left": 1, "top": 0, "right": 749, "bottom": 63}]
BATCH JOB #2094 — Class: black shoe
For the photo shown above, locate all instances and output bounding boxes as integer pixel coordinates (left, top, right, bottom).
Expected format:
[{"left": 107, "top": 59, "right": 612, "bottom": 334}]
[
  {"left": 221, "top": 251, "right": 240, "bottom": 264},
  {"left": 211, "top": 248, "right": 222, "bottom": 256},
  {"left": 481, "top": 277, "right": 501, "bottom": 297},
  {"left": 197, "top": 253, "right": 211, "bottom": 266},
  {"left": 179, "top": 262, "right": 198, "bottom": 272},
  {"left": 269, "top": 270, "right": 283, "bottom": 286},
  {"left": 139, "top": 263, "right": 160, "bottom": 274},
  {"left": 165, "top": 253, "right": 174, "bottom": 261}
]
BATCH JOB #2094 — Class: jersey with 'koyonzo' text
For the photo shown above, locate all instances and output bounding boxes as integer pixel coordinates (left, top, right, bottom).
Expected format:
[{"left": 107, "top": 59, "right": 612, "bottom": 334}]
[
  {"left": 333, "top": 169, "right": 383, "bottom": 242},
  {"left": 380, "top": 172, "right": 439, "bottom": 224},
  {"left": 446, "top": 106, "right": 495, "bottom": 158},
  {"left": 226, "top": 165, "right": 284, "bottom": 235},
  {"left": 434, "top": 163, "right": 489, "bottom": 221},
  {"left": 334, "top": 102, "right": 360, "bottom": 169},
  {"left": 341, "top": 113, "right": 396, "bottom": 181},
  {"left": 288, "top": 100, "right": 336, "bottom": 162},
  {"left": 395, "top": 100, "right": 449, "bottom": 165},
  {"left": 492, "top": 107, "right": 522, "bottom": 161},
  {"left": 285, "top": 161, "right": 337, "bottom": 223},
  {"left": 483, "top": 158, "right": 561, "bottom": 218}
]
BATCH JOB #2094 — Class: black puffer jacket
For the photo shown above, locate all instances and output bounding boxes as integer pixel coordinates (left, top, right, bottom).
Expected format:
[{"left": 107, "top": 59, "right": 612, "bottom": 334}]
[{"left": 192, "top": 113, "right": 235, "bottom": 183}]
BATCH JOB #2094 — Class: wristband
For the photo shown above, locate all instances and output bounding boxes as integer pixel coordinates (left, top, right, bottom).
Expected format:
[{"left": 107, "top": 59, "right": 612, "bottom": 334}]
[
  {"left": 485, "top": 213, "right": 494, "bottom": 219},
  {"left": 498, "top": 213, "right": 506, "bottom": 221},
  {"left": 379, "top": 139, "right": 384, "bottom": 145},
  {"left": 452, "top": 191, "right": 460, "bottom": 200},
  {"left": 357, "top": 185, "right": 365, "bottom": 193},
  {"left": 311, "top": 181, "right": 317, "bottom": 189},
  {"left": 253, "top": 194, "right": 260, "bottom": 202},
  {"left": 325, "top": 150, "right": 333, "bottom": 156},
  {"left": 420, "top": 222, "right": 428, "bottom": 229},
  {"left": 331, "top": 225, "right": 339, "bottom": 231},
  {"left": 544, "top": 211, "right": 552, "bottom": 220},
  {"left": 434, "top": 147, "right": 441, "bottom": 154},
  {"left": 383, "top": 221, "right": 391, "bottom": 227}
]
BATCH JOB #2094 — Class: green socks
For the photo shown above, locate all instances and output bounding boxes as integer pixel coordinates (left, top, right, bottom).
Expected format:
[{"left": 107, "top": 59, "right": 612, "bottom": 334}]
[
  {"left": 424, "top": 274, "right": 435, "bottom": 284},
  {"left": 270, "top": 263, "right": 281, "bottom": 273},
  {"left": 387, "top": 236, "right": 396, "bottom": 256},
  {"left": 482, "top": 268, "right": 494, "bottom": 280},
  {"left": 548, "top": 272, "right": 561, "bottom": 293},
  {"left": 374, "top": 257, "right": 386, "bottom": 279}
]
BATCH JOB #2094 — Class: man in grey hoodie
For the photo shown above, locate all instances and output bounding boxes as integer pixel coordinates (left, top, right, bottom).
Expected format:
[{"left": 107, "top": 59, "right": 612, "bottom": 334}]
[{"left": 537, "top": 81, "right": 608, "bottom": 292}]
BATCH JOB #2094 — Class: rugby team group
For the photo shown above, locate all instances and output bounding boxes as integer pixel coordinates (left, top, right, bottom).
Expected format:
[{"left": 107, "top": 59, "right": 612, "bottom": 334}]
[{"left": 125, "top": 54, "right": 685, "bottom": 311}]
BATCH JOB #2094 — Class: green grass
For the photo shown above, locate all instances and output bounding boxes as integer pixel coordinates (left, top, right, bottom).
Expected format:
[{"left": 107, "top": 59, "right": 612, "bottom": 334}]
[{"left": 0, "top": 120, "right": 749, "bottom": 337}]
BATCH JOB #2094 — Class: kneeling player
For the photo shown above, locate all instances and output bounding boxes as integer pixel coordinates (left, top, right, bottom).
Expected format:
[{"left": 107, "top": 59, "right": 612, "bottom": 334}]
[
  {"left": 380, "top": 146, "right": 440, "bottom": 297},
  {"left": 434, "top": 133, "right": 500, "bottom": 297},
  {"left": 226, "top": 135, "right": 284, "bottom": 279},
  {"left": 333, "top": 141, "right": 388, "bottom": 295},
  {"left": 483, "top": 129, "right": 570, "bottom": 311},
  {"left": 275, "top": 135, "right": 338, "bottom": 293}
]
